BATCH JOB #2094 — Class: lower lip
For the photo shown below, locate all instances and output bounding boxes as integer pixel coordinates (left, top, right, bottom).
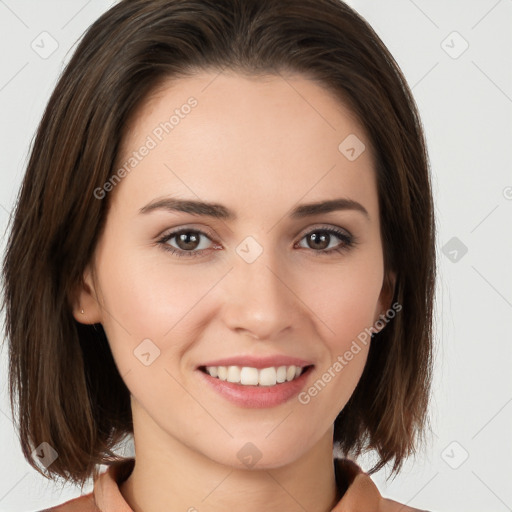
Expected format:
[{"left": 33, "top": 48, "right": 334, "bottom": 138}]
[{"left": 196, "top": 366, "right": 314, "bottom": 408}]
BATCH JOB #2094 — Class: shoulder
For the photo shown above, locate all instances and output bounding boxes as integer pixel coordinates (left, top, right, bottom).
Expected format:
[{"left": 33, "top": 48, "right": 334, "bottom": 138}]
[
  {"left": 334, "top": 458, "right": 431, "bottom": 512},
  {"left": 36, "top": 458, "right": 135, "bottom": 512},
  {"left": 380, "top": 496, "right": 431, "bottom": 511},
  {"left": 37, "top": 492, "right": 99, "bottom": 512},
  {"left": 381, "top": 497, "right": 432, "bottom": 511}
]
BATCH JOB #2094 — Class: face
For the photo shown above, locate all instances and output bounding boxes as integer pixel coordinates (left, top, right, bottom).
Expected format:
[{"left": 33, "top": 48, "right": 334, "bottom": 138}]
[{"left": 75, "top": 71, "right": 394, "bottom": 469}]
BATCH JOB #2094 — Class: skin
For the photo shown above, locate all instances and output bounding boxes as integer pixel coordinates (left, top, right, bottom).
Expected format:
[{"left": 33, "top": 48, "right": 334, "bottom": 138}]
[{"left": 73, "top": 71, "right": 395, "bottom": 512}]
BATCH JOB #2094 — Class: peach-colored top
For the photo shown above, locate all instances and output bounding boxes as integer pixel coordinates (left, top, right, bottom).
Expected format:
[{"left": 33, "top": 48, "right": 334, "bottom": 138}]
[{"left": 43, "top": 458, "right": 428, "bottom": 512}]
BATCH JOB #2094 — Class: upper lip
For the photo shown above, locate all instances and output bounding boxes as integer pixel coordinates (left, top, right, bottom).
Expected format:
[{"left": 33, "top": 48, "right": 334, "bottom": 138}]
[{"left": 198, "top": 355, "right": 314, "bottom": 369}]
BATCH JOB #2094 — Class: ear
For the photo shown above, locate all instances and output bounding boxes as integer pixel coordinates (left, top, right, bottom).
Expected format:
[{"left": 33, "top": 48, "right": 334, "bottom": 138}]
[
  {"left": 70, "top": 265, "right": 103, "bottom": 325},
  {"left": 373, "top": 270, "right": 397, "bottom": 331}
]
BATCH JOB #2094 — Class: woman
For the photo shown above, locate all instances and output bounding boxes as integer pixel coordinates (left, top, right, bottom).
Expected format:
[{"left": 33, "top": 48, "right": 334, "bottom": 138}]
[{"left": 2, "top": 0, "right": 435, "bottom": 510}]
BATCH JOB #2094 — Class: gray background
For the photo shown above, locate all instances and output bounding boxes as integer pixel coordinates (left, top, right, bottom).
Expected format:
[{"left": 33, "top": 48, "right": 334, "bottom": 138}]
[{"left": 0, "top": 1, "right": 511, "bottom": 511}]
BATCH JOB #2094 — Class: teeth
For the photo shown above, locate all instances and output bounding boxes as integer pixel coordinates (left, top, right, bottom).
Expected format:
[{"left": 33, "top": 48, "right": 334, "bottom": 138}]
[
  {"left": 240, "top": 367, "right": 259, "bottom": 385},
  {"left": 227, "top": 365, "right": 241, "bottom": 383},
  {"left": 204, "top": 365, "right": 305, "bottom": 386},
  {"left": 259, "top": 367, "right": 278, "bottom": 386},
  {"left": 276, "top": 366, "right": 287, "bottom": 383}
]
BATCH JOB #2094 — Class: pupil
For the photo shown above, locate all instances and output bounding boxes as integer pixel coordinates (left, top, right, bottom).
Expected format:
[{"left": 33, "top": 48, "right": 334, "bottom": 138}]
[
  {"left": 178, "top": 232, "right": 199, "bottom": 250},
  {"left": 310, "top": 232, "right": 329, "bottom": 250}
]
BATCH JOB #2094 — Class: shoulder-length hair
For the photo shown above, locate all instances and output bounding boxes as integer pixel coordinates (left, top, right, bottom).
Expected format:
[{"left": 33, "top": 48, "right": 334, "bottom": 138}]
[{"left": 2, "top": 0, "right": 435, "bottom": 487}]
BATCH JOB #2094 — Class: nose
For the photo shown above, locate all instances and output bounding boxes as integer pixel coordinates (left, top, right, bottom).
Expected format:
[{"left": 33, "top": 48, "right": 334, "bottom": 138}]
[{"left": 221, "top": 248, "right": 304, "bottom": 341}]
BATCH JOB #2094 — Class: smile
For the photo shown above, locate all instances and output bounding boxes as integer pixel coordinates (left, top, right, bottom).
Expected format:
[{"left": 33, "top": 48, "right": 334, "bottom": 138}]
[
  {"left": 200, "top": 365, "right": 310, "bottom": 386},
  {"left": 197, "top": 365, "right": 315, "bottom": 408}
]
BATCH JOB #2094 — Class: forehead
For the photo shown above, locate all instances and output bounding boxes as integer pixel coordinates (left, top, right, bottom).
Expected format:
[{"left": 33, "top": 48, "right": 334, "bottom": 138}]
[{"left": 111, "top": 71, "right": 378, "bottom": 222}]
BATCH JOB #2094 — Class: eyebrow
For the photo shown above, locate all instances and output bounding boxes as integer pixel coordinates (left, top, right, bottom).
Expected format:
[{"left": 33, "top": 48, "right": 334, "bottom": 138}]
[{"left": 139, "top": 197, "right": 370, "bottom": 220}]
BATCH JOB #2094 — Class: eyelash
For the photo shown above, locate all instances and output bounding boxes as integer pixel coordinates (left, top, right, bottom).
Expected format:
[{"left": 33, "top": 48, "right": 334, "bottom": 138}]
[{"left": 156, "top": 225, "right": 357, "bottom": 259}]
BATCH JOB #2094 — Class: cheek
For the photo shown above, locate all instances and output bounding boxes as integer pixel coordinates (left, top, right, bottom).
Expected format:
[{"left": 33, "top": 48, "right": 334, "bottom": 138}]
[
  {"left": 300, "top": 251, "right": 384, "bottom": 349},
  {"left": 292, "top": 251, "right": 383, "bottom": 414},
  {"left": 93, "top": 240, "right": 230, "bottom": 369}
]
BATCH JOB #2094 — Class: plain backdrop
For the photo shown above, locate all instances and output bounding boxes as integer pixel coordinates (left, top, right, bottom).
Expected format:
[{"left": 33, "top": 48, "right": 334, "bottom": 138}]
[{"left": 0, "top": 1, "right": 511, "bottom": 511}]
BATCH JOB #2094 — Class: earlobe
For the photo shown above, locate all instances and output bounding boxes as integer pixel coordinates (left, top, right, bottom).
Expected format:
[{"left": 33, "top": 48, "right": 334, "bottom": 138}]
[{"left": 70, "top": 266, "right": 103, "bottom": 325}]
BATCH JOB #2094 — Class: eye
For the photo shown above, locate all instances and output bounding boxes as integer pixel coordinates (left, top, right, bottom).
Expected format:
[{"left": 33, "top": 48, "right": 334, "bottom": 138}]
[
  {"left": 157, "top": 228, "right": 218, "bottom": 258},
  {"left": 295, "top": 226, "right": 356, "bottom": 255}
]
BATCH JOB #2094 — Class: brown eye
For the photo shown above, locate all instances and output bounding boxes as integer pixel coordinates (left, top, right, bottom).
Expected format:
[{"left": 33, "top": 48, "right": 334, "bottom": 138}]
[
  {"left": 174, "top": 231, "right": 202, "bottom": 251},
  {"left": 305, "top": 232, "right": 330, "bottom": 250},
  {"left": 158, "top": 229, "right": 216, "bottom": 258},
  {"left": 296, "top": 227, "right": 355, "bottom": 255}
]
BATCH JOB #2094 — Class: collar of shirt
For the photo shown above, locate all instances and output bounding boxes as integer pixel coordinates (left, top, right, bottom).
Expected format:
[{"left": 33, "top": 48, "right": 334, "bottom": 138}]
[{"left": 47, "top": 457, "right": 427, "bottom": 511}]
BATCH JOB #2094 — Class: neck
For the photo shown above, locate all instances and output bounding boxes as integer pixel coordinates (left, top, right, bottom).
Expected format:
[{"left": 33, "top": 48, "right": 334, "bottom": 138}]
[{"left": 120, "top": 406, "right": 340, "bottom": 512}]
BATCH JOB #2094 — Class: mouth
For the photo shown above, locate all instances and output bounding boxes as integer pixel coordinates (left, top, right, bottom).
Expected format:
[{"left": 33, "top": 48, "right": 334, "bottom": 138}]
[
  {"left": 196, "top": 363, "right": 314, "bottom": 408},
  {"left": 198, "top": 364, "right": 314, "bottom": 387}
]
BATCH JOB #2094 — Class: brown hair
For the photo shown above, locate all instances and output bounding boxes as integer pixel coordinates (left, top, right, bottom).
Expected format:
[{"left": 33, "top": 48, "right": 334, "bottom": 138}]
[{"left": 1, "top": 0, "right": 435, "bottom": 487}]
